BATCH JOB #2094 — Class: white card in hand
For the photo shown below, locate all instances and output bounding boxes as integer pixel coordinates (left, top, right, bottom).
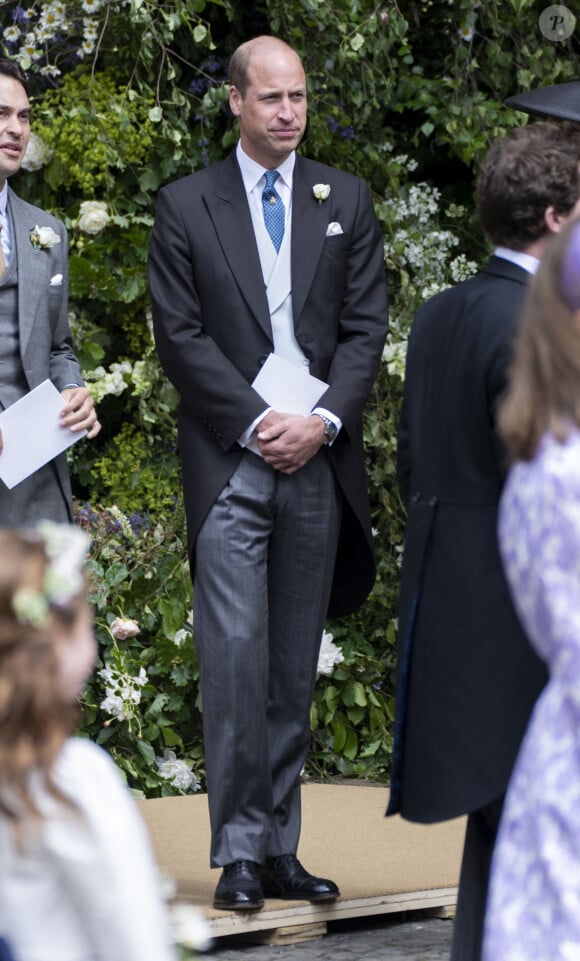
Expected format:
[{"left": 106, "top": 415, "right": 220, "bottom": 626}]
[
  {"left": 0, "top": 379, "right": 87, "bottom": 489},
  {"left": 251, "top": 353, "right": 328, "bottom": 415}
]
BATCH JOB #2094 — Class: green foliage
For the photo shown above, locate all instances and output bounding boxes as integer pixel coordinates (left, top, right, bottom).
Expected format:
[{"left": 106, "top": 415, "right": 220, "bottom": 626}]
[
  {"left": 2, "top": 0, "right": 579, "bottom": 792},
  {"left": 32, "top": 70, "right": 158, "bottom": 195},
  {"left": 78, "top": 502, "right": 204, "bottom": 797}
]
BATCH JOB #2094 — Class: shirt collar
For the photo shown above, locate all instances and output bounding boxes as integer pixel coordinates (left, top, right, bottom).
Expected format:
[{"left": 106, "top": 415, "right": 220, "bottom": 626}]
[
  {"left": 236, "top": 141, "right": 295, "bottom": 194},
  {"left": 494, "top": 246, "right": 540, "bottom": 276},
  {"left": 0, "top": 183, "right": 8, "bottom": 218}
]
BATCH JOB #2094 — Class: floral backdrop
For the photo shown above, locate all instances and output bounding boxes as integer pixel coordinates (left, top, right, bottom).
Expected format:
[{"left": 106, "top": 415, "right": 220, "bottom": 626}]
[{"left": 2, "top": 0, "right": 578, "bottom": 797}]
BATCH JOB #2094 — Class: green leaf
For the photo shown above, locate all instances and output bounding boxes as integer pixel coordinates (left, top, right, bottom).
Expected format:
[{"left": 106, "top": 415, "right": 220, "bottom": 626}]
[
  {"left": 353, "top": 681, "right": 368, "bottom": 707},
  {"left": 136, "top": 739, "right": 156, "bottom": 766},
  {"left": 161, "top": 726, "right": 183, "bottom": 747},
  {"left": 332, "top": 720, "right": 347, "bottom": 752},
  {"left": 343, "top": 728, "right": 358, "bottom": 760}
]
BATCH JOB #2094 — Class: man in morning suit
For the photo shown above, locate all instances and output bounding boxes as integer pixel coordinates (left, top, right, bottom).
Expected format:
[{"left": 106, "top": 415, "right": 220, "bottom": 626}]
[
  {"left": 148, "top": 36, "right": 388, "bottom": 911},
  {"left": 0, "top": 59, "right": 99, "bottom": 524},
  {"left": 387, "top": 121, "right": 580, "bottom": 961}
]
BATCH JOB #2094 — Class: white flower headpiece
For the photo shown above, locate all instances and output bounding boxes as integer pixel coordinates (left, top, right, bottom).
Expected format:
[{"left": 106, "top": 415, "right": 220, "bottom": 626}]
[{"left": 12, "top": 521, "right": 90, "bottom": 629}]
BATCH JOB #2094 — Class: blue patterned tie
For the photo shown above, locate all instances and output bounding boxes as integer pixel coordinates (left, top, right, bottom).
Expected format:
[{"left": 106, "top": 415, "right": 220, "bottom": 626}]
[{"left": 262, "top": 170, "right": 285, "bottom": 253}]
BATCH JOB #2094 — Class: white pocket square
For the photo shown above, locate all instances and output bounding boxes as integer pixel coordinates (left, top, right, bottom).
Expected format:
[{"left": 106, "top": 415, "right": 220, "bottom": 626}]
[
  {"left": 49, "top": 273, "right": 63, "bottom": 286},
  {"left": 326, "top": 222, "right": 344, "bottom": 236}
]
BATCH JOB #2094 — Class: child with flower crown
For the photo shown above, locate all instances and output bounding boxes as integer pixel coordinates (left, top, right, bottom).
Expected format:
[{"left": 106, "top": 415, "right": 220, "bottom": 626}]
[{"left": 0, "top": 522, "right": 176, "bottom": 961}]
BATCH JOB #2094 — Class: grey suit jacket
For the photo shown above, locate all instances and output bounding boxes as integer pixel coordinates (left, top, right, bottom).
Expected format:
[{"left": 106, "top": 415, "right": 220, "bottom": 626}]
[{"left": 1, "top": 189, "right": 83, "bottom": 520}]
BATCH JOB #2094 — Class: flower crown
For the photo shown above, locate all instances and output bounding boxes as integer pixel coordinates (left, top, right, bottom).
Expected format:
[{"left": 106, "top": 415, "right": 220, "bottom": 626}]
[{"left": 12, "top": 521, "right": 90, "bottom": 629}]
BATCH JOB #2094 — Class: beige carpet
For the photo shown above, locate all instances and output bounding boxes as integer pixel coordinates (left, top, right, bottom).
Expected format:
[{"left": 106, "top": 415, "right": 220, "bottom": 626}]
[{"left": 138, "top": 784, "right": 465, "bottom": 914}]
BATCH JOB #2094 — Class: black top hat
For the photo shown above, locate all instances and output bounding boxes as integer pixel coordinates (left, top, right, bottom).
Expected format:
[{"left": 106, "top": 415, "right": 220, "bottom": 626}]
[{"left": 505, "top": 82, "right": 580, "bottom": 122}]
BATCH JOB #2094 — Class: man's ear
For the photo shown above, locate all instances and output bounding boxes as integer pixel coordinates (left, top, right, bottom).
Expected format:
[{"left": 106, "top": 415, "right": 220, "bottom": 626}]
[
  {"left": 229, "top": 85, "right": 241, "bottom": 117},
  {"left": 545, "top": 205, "right": 567, "bottom": 235}
]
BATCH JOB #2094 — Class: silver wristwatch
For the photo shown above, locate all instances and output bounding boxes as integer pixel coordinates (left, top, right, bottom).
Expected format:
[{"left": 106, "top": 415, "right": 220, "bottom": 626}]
[{"left": 315, "top": 413, "right": 338, "bottom": 444}]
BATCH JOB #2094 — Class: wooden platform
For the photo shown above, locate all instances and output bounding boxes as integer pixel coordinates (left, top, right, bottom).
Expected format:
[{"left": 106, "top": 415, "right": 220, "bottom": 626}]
[{"left": 138, "top": 783, "right": 465, "bottom": 943}]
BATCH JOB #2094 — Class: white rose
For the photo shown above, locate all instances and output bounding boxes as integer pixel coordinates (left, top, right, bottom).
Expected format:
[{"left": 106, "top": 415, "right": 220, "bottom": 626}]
[
  {"left": 31, "top": 225, "right": 61, "bottom": 249},
  {"left": 313, "top": 183, "right": 331, "bottom": 202},
  {"left": 109, "top": 616, "right": 140, "bottom": 640},
  {"left": 78, "top": 200, "right": 110, "bottom": 235},
  {"left": 21, "top": 132, "right": 53, "bottom": 171}
]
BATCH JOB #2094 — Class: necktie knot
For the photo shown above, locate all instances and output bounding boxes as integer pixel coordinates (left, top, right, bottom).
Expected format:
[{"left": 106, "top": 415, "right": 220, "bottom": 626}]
[
  {"left": 263, "top": 169, "right": 280, "bottom": 195},
  {"left": 262, "top": 170, "right": 285, "bottom": 254}
]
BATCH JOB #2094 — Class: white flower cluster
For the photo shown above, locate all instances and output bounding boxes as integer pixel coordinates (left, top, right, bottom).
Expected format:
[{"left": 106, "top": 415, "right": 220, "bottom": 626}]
[
  {"left": 317, "top": 630, "right": 345, "bottom": 678},
  {"left": 84, "top": 360, "right": 138, "bottom": 403},
  {"left": 392, "top": 183, "right": 441, "bottom": 225},
  {"left": 155, "top": 750, "right": 201, "bottom": 792},
  {"left": 99, "top": 663, "right": 148, "bottom": 722},
  {"left": 449, "top": 253, "right": 479, "bottom": 284},
  {"left": 392, "top": 153, "right": 418, "bottom": 173},
  {"left": 382, "top": 338, "right": 408, "bottom": 380},
  {"left": 387, "top": 220, "right": 461, "bottom": 286},
  {"left": 108, "top": 505, "right": 136, "bottom": 541},
  {"left": 3, "top": 1, "right": 129, "bottom": 71},
  {"left": 21, "top": 132, "right": 53, "bottom": 172}
]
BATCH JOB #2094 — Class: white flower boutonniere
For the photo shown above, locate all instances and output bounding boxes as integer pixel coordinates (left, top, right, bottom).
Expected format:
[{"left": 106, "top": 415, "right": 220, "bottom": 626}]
[
  {"left": 30, "top": 225, "right": 61, "bottom": 251},
  {"left": 313, "top": 183, "right": 331, "bottom": 203}
]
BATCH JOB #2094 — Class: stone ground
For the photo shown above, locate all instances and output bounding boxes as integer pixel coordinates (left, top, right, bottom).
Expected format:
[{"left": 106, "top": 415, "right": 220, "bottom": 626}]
[{"left": 207, "top": 913, "right": 453, "bottom": 960}]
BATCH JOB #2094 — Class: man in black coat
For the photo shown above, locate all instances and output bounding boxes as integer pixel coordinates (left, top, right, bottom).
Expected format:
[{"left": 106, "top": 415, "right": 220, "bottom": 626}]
[
  {"left": 149, "top": 36, "right": 388, "bottom": 911},
  {"left": 387, "top": 121, "right": 580, "bottom": 961}
]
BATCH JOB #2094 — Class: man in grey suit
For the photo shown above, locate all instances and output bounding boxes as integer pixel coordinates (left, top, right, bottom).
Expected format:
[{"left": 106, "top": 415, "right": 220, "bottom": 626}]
[
  {"left": 149, "top": 36, "right": 388, "bottom": 910},
  {"left": 0, "top": 59, "right": 99, "bottom": 525}
]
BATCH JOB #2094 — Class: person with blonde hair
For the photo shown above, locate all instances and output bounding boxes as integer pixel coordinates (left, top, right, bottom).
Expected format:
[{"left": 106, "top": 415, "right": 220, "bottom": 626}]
[
  {"left": 0, "top": 523, "right": 176, "bottom": 961},
  {"left": 483, "top": 217, "right": 580, "bottom": 960}
]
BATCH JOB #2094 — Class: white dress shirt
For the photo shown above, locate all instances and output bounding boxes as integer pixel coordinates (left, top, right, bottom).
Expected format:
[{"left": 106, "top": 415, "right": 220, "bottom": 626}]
[
  {"left": 0, "top": 182, "right": 11, "bottom": 267},
  {"left": 494, "top": 245, "right": 540, "bottom": 275},
  {"left": 235, "top": 142, "right": 341, "bottom": 447}
]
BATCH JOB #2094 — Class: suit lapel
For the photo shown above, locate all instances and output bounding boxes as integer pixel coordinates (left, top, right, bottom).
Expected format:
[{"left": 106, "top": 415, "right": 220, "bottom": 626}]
[
  {"left": 204, "top": 153, "right": 272, "bottom": 339},
  {"left": 9, "top": 189, "right": 48, "bottom": 358},
  {"left": 291, "top": 157, "right": 329, "bottom": 323}
]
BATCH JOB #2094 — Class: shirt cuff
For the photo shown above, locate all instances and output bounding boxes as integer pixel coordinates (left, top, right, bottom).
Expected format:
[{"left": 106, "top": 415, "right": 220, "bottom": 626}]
[{"left": 238, "top": 408, "right": 272, "bottom": 448}]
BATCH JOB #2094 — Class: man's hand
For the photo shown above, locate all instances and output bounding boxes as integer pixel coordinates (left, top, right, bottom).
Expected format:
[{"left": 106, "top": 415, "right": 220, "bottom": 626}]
[
  {"left": 257, "top": 412, "right": 326, "bottom": 474},
  {"left": 60, "top": 387, "right": 101, "bottom": 439}
]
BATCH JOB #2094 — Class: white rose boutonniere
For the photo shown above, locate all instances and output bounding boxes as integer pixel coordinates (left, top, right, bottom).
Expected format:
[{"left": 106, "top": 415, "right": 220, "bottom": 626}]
[
  {"left": 313, "top": 183, "right": 331, "bottom": 203},
  {"left": 78, "top": 200, "right": 110, "bottom": 235},
  {"left": 30, "top": 225, "right": 61, "bottom": 251}
]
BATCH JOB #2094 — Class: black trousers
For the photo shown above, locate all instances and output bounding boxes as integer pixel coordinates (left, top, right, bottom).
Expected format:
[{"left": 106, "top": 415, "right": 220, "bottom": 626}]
[{"left": 450, "top": 794, "right": 505, "bottom": 961}]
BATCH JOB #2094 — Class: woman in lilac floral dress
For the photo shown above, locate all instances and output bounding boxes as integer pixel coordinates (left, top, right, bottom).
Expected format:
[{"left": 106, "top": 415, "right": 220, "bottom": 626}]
[{"left": 483, "top": 218, "right": 580, "bottom": 961}]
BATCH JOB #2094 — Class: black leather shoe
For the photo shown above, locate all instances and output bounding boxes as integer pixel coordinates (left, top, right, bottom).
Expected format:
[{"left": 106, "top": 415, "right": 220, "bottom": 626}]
[
  {"left": 260, "top": 854, "right": 340, "bottom": 902},
  {"left": 213, "top": 860, "right": 265, "bottom": 911}
]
